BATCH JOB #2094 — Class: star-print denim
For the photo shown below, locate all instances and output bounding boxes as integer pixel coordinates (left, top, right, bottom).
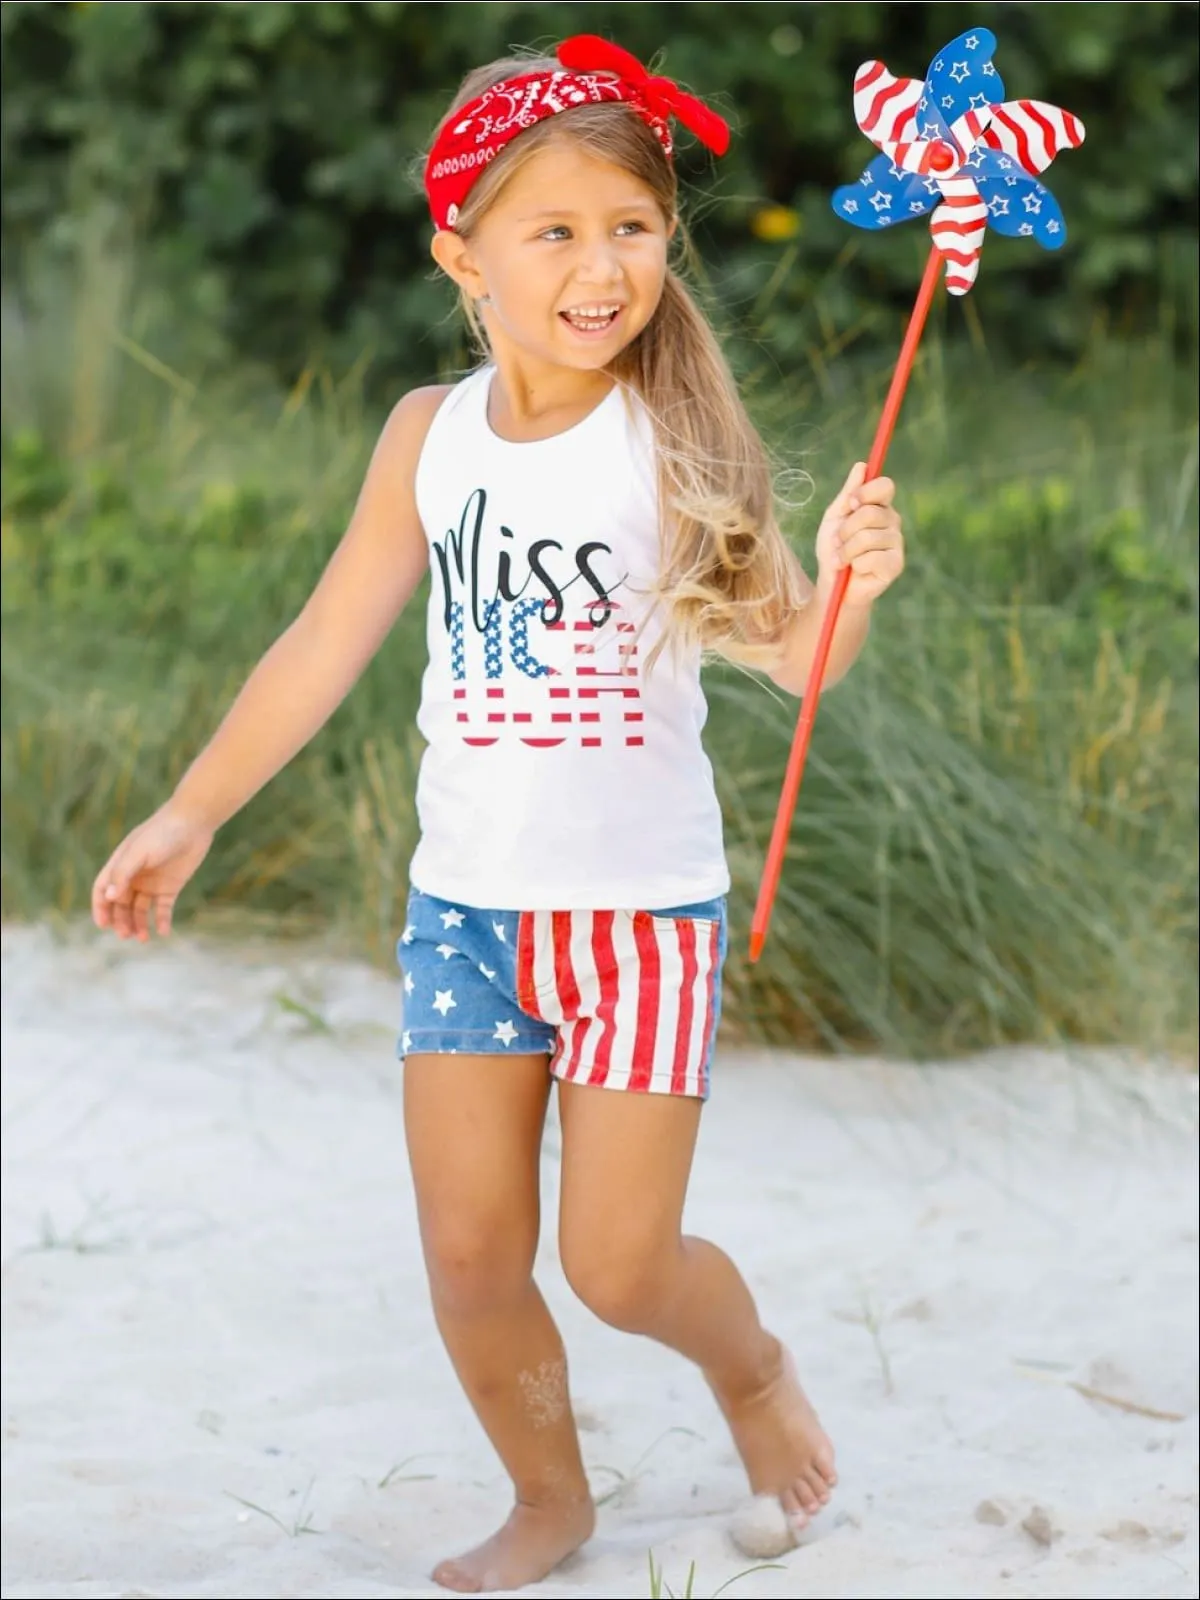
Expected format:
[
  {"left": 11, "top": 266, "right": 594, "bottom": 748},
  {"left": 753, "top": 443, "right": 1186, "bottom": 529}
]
[{"left": 397, "top": 886, "right": 727, "bottom": 1097}]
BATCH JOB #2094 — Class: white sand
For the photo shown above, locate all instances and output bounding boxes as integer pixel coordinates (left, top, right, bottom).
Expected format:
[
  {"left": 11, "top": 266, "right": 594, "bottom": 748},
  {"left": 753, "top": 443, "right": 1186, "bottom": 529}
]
[{"left": 1, "top": 922, "right": 1197, "bottom": 1600}]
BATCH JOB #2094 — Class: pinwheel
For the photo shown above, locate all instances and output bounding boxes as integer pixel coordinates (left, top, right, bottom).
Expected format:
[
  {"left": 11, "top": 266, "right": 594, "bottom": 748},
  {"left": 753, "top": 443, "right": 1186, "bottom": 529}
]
[
  {"left": 834, "top": 30, "right": 1083, "bottom": 293},
  {"left": 749, "top": 27, "right": 1085, "bottom": 961}
]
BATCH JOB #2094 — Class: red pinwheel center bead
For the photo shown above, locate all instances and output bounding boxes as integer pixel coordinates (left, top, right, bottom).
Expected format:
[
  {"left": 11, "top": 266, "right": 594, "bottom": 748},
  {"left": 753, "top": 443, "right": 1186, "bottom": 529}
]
[{"left": 928, "top": 141, "right": 956, "bottom": 173}]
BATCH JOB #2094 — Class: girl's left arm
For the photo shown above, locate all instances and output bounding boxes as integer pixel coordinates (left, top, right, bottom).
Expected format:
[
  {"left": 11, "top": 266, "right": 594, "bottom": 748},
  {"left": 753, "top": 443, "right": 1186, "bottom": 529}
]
[{"left": 766, "top": 463, "right": 904, "bottom": 697}]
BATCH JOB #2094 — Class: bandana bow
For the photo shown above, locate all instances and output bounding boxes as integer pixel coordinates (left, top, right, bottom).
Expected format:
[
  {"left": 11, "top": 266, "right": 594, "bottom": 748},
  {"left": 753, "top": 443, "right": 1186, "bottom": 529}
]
[{"left": 556, "top": 35, "right": 730, "bottom": 157}]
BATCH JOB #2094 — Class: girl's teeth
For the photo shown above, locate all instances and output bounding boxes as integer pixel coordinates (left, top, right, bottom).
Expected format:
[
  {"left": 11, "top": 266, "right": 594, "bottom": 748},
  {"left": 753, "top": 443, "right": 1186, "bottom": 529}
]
[{"left": 565, "top": 308, "right": 619, "bottom": 330}]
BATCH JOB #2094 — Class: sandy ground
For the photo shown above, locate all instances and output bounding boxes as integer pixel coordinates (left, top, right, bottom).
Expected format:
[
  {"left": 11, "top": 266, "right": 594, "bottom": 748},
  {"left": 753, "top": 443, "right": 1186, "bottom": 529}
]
[{"left": 1, "top": 922, "right": 1197, "bottom": 1600}]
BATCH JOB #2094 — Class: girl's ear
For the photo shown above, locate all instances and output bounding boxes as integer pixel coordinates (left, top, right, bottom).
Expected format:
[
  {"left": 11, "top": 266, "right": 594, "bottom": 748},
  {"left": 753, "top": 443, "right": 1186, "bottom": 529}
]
[{"left": 431, "top": 229, "right": 488, "bottom": 300}]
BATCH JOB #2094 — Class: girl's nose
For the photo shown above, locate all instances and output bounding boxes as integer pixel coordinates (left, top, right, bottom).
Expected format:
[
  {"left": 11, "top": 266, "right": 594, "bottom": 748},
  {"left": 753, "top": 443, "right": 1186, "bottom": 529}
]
[{"left": 573, "top": 239, "right": 623, "bottom": 286}]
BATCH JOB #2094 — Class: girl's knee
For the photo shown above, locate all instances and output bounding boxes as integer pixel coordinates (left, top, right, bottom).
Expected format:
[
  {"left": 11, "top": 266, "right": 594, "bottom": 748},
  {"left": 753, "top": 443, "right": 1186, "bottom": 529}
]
[
  {"left": 423, "top": 1218, "right": 535, "bottom": 1317},
  {"left": 560, "top": 1226, "right": 675, "bottom": 1332}
]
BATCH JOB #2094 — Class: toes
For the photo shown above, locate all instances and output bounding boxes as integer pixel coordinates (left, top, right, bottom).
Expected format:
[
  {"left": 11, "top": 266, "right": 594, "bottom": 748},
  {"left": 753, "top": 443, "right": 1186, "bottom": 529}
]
[
  {"left": 432, "top": 1561, "right": 482, "bottom": 1595},
  {"left": 815, "top": 1449, "right": 838, "bottom": 1489},
  {"left": 791, "top": 1475, "right": 821, "bottom": 1515},
  {"left": 803, "top": 1466, "right": 831, "bottom": 1507},
  {"left": 780, "top": 1486, "right": 808, "bottom": 1531}
]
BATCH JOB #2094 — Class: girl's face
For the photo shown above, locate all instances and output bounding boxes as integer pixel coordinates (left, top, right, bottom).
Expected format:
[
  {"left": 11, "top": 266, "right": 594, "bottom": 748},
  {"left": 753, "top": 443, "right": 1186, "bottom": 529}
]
[{"left": 437, "top": 141, "right": 674, "bottom": 373}]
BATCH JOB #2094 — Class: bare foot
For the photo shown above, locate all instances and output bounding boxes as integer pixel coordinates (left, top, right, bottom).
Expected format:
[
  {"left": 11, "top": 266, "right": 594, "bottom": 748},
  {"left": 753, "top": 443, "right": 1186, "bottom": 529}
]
[
  {"left": 709, "top": 1336, "right": 837, "bottom": 1532},
  {"left": 432, "top": 1495, "right": 595, "bottom": 1594}
]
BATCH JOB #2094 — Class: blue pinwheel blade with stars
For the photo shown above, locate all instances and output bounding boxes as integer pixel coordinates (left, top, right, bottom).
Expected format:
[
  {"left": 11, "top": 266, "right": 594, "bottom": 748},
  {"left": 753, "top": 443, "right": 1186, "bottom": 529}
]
[
  {"left": 970, "top": 156, "right": 1068, "bottom": 248},
  {"left": 833, "top": 152, "right": 938, "bottom": 232},
  {"left": 923, "top": 29, "right": 1005, "bottom": 142}
]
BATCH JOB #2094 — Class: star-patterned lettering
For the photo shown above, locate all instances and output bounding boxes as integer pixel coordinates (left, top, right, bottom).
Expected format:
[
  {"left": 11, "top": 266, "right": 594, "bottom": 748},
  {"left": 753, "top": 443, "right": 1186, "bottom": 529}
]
[{"left": 509, "top": 598, "right": 552, "bottom": 680}]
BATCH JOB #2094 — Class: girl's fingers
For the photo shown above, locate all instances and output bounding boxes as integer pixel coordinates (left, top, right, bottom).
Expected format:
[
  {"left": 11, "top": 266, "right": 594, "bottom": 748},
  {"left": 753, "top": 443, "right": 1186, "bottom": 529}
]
[
  {"left": 92, "top": 852, "right": 126, "bottom": 927},
  {"left": 132, "top": 891, "right": 154, "bottom": 944},
  {"left": 840, "top": 503, "right": 900, "bottom": 537},
  {"left": 100, "top": 851, "right": 145, "bottom": 940},
  {"left": 838, "top": 520, "right": 904, "bottom": 566},
  {"left": 155, "top": 894, "right": 175, "bottom": 939},
  {"left": 833, "top": 462, "right": 868, "bottom": 515},
  {"left": 858, "top": 474, "right": 896, "bottom": 507},
  {"left": 91, "top": 880, "right": 111, "bottom": 929},
  {"left": 111, "top": 895, "right": 136, "bottom": 941},
  {"left": 845, "top": 554, "right": 903, "bottom": 595}
]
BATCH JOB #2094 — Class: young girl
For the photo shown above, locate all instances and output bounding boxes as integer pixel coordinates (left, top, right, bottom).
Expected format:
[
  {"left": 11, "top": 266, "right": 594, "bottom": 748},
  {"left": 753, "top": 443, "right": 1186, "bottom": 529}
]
[{"left": 92, "top": 35, "right": 904, "bottom": 1595}]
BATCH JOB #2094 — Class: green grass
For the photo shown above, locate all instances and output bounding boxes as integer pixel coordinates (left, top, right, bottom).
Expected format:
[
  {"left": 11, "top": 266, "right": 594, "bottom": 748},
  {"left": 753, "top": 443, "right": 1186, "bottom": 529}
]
[
  {"left": 647, "top": 1551, "right": 784, "bottom": 1599},
  {"left": 1, "top": 252, "right": 1196, "bottom": 1059}
]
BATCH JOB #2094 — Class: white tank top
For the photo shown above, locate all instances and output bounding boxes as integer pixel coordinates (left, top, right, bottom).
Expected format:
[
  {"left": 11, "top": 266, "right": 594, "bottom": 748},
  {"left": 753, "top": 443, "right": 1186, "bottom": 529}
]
[{"left": 408, "top": 365, "right": 729, "bottom": 911}]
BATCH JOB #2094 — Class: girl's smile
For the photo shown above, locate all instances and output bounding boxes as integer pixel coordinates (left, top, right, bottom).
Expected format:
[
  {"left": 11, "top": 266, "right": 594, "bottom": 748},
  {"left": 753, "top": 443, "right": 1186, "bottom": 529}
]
[{"left": 558, "top": 301, "right": 626, "bottom": 339}]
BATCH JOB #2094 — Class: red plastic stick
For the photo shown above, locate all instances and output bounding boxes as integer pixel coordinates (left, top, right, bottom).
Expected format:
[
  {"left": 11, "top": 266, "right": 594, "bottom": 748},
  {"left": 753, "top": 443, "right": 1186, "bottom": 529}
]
[{"left": 749, "top": 243, "right": 944, "bottom": 963}]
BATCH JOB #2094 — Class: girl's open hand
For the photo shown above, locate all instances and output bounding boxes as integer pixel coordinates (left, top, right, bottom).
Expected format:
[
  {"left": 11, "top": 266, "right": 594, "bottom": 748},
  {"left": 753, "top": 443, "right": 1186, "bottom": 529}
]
[
  {"left": 91, "top": 803, "right": 214, "bottom": 942},
  {"left": 814, "top": 463, "right": 905, "bottom": 609}
]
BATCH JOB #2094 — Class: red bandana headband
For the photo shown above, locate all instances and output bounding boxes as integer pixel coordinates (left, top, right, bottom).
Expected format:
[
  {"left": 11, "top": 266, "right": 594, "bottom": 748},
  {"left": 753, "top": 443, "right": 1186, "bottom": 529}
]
[{"left": 424, "top": 35, "right": 730, "bottom": 231}]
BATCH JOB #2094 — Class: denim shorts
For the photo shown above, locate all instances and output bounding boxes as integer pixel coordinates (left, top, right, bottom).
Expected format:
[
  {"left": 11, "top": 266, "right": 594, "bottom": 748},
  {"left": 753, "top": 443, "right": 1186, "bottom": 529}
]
[{"left": 397, "top": 887, "right": 727, "bottom": 1098}]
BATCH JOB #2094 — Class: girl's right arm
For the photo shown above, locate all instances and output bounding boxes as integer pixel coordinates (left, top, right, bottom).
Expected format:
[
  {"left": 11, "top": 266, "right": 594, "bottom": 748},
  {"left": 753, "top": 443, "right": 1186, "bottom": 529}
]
[{"left": 91, "top": 385, "right": 450, "bottom": 942}]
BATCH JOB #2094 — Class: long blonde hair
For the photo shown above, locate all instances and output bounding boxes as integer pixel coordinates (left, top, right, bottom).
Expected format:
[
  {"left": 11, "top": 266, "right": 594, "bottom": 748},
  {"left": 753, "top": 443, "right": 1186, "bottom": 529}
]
[{"left": 431, "top": 56, "right": 807, "bottom": 667}]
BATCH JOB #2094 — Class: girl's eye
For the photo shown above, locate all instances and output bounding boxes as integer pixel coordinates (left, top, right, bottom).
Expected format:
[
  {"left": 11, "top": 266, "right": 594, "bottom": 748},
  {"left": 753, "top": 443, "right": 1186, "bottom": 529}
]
[{"left": 537, "top": 221, "right": 649, "bottom": 242}]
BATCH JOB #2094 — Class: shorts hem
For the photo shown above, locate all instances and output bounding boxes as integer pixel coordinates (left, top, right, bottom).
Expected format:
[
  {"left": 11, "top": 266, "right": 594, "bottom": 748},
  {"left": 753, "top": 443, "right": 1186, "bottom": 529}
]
[
  {"left": 399, "top": 1028, "right": 554, "bottom": 1059},
  {"left": 550, "top": 1068, "right": 711, "bottom": 1101}
]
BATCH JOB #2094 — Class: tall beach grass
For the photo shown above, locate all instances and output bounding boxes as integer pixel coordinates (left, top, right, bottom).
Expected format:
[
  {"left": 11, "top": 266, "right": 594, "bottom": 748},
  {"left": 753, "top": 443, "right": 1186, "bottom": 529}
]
[{"left": 2, "top": 235, "right": 1196, "bottom": 1058}]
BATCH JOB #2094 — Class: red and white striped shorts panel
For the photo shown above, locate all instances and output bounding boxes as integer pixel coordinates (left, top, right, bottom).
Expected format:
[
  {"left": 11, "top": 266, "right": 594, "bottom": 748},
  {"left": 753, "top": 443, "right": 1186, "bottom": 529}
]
[{"left": 516, "top": 906, "right": 724, "bottom": 1098}]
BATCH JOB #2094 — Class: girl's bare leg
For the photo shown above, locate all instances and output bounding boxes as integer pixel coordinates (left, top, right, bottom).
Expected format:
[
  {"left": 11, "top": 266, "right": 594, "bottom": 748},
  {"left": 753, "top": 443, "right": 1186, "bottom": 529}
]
[
  {"left": 404, "top": 1054, "right": 593, "bottom": 1594},
  {"left": 557, "top": 1083, "right": 837, "bottom": 1530}
]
